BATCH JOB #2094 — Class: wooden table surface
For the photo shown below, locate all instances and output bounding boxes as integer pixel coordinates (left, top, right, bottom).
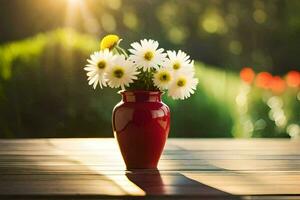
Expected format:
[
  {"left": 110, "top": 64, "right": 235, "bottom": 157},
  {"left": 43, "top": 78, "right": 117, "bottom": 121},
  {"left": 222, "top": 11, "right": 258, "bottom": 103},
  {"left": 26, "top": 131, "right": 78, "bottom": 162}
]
[{"left": 0, "top": 138, "right": 300, "bottom": 200}]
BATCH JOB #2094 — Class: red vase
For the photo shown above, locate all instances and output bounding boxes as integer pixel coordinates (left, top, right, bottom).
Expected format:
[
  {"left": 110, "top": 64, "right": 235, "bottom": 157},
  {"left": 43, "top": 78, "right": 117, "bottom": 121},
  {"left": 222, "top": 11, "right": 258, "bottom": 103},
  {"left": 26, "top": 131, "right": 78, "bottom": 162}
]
[{"left": 112, "top": 90, "right": 170, "bottom": 169}]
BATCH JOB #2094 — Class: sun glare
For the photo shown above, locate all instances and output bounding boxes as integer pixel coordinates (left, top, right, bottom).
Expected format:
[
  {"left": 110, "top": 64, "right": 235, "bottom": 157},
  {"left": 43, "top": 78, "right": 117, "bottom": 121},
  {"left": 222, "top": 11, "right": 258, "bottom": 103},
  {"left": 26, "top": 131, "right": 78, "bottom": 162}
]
[
  {"left": 68, "top": 0, "right": 82, "bottom": 6},
  {"left": 65, "top": 0, "right": 100, "bottom": 34}
]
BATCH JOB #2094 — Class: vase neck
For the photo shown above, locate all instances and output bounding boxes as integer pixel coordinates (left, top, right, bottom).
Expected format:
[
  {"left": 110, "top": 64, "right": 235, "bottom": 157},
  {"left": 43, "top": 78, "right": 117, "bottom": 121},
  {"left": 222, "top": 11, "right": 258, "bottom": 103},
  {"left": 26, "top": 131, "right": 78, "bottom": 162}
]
[{"left": 120, "top": 91, "right": 162, "bottom": 103}]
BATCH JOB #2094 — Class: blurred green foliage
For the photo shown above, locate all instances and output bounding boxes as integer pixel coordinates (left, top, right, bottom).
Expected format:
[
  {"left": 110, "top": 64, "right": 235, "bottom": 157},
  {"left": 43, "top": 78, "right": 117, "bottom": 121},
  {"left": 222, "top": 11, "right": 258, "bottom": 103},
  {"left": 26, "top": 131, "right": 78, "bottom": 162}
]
[
  {"left": 235, "top": 86, "right": 299, "bottom": 138},
  {"left": 0, "top": 29, "right": 237, "bottom": 138},
  {"left": 0, "top": 29, "right": 298, "bottom": 138}
]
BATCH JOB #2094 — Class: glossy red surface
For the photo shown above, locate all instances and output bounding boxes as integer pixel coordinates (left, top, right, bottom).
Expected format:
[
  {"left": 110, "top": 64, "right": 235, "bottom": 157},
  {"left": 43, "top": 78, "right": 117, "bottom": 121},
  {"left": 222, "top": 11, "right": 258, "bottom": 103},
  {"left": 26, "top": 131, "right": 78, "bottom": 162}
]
[{"left": 112, "top": 90, "right": 170, "bottom": 169}]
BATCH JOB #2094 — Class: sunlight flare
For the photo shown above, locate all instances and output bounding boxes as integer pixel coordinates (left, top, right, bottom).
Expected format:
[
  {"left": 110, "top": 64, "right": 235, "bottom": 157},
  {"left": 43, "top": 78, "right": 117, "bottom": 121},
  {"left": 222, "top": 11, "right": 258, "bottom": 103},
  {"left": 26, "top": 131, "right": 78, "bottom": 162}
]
[{"left": 65, "top": 0, "right": 100, "bottom": 34}]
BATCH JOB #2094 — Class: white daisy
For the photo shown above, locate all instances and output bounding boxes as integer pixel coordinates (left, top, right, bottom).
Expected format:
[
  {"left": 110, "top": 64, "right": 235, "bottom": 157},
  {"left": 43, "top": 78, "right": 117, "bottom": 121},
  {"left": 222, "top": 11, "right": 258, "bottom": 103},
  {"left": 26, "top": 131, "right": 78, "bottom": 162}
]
[
  {"left": 168, "top": 74, "right": 198, "bottom": 100},
  {"left": 165, "top": 50, "right": 194, "bottom": 75},
  {"left": 128, "top": 39, "right": 167, "bottom": 72},
  {"left": 153, "top": 67, "right": 173, "bottom": 90},
  {"left": 84, "top": 49, "right": 115, "bottom": 89},
  {"left": 106, "top": 55, "right": 139, "bottom": 90}
]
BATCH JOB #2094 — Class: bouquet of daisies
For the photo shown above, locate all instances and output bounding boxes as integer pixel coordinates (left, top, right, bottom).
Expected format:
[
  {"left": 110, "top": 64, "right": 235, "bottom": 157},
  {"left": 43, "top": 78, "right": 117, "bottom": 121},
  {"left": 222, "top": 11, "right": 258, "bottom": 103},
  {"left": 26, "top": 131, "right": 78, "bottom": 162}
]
[{"left": 84, "top": 35, "right": 198, "bottom": 100}]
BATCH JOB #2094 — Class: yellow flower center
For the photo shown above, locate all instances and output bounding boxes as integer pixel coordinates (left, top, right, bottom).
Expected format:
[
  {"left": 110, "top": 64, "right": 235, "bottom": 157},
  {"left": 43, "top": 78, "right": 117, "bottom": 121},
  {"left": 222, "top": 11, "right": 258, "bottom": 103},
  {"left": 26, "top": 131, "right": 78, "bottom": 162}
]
[
  {"left": 97, "top": 60, "right": 106, "bottom": 69},
  {"left": 177, "top": 78, "right": 186, "bottom": 87},
  {"left": 113, "top": 67, "right": 124, "bottom": 78},
  {"left": 144, "top": 51, "right": 154, "bottom": 61},
  {"left": 159, "top": 72, "right": 171, "bottom": 82},
  {"left": 100, "top": 34, "right": 120, "bottom": 50},
  {"left": 173, "top": 62, "right": 181, "bottom": 70}
]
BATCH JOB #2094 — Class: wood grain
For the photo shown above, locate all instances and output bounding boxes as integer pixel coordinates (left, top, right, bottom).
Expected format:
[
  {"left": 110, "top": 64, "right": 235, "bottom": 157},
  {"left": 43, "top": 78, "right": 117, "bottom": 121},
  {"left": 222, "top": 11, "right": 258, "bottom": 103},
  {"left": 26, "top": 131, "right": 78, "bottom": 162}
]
[{"left": 0, "top": 138, "right": 299, "bottom": 200}]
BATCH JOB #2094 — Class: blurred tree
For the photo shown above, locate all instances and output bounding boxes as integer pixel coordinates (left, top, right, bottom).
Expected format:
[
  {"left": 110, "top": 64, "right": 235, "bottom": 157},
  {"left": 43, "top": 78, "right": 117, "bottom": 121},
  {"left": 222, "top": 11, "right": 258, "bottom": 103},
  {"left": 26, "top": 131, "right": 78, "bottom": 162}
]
[{"left": 1, "top": 0, "right": 300, "bottom": 73}]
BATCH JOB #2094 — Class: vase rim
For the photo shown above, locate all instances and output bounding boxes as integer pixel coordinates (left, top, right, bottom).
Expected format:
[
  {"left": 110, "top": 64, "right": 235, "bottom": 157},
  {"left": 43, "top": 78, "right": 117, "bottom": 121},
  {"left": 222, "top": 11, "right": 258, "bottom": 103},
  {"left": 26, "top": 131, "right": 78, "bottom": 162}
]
[{"left": 118, "top": 90, "right": 163, "bottom": 95}]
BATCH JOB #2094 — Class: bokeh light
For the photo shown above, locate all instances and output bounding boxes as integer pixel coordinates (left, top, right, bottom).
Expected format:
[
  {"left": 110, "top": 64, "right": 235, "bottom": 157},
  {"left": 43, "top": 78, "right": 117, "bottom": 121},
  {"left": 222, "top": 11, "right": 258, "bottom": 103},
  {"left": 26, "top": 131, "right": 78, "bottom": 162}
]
[
  {"left": 240, "top": 67, "right": 255, "bottom": 84},
  {"left": 286, "top": 71, "right": 300, "bottom": 88}
]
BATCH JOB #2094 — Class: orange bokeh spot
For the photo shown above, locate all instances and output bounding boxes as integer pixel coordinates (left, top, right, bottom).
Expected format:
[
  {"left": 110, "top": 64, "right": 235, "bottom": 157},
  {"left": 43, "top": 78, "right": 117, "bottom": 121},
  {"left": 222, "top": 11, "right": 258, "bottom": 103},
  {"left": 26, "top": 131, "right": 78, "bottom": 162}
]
[
  {"left": 270, "top": 76, "right": 286, "bottom": 94},
  {"left": 255, "top": 72, "right": 273, "bottom": 89},
  {"left": 240, "top": 67, "right": 255, "bottom": 84},
  {"left": 286, "top": 70, "right": 300, "bottom": 88}
]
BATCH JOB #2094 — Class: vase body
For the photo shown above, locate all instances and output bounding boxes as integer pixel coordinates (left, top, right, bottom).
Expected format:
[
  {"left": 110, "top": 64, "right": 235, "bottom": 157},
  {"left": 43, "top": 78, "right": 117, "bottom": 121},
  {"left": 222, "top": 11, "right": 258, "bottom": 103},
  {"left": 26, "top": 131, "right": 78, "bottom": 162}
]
[{"left": 112, "top": 90, "right": 170, "bottom": 169}]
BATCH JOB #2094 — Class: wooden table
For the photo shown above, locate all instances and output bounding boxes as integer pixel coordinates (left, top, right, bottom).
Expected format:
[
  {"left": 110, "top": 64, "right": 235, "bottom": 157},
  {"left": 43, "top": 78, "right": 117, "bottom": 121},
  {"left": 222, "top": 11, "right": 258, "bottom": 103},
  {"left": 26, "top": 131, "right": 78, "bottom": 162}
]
[{"left": 0, "top": 138, "right": 299, "bottom": 199}]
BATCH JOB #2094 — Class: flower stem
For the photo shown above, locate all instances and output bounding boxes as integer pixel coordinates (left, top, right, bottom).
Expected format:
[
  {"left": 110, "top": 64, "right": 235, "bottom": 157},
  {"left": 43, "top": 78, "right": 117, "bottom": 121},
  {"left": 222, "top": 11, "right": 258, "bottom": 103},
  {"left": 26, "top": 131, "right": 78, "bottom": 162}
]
[{"left": 116, "top": 46, "right": 128, "bottom": 58}]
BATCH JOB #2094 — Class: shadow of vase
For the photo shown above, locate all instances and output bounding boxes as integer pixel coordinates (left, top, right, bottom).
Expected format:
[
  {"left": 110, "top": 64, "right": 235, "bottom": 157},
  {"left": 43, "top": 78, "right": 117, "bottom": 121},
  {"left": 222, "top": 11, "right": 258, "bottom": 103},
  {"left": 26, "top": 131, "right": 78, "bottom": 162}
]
[{"left": 126, "top": 169, "right": 239, "bottom": 199}]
